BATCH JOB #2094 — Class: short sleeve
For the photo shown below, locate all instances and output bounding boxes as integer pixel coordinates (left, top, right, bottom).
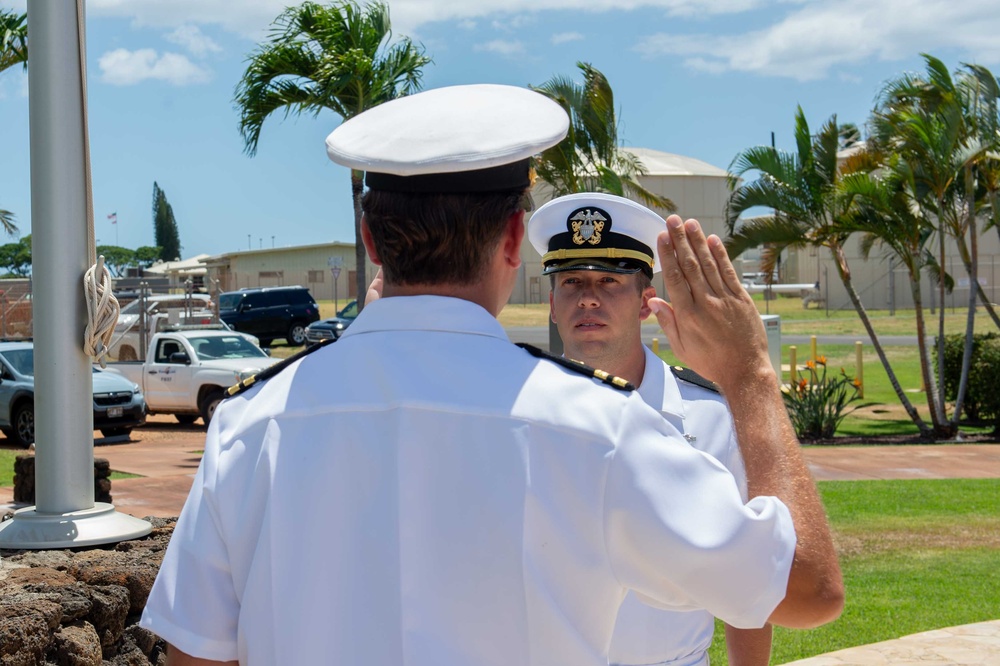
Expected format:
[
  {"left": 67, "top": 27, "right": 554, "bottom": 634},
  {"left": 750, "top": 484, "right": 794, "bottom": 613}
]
[
  {"left": 139, "top": 438, "right": 241, "bottom": 662},
  {"left": 603, "top": 397, "right": 796, "bottom": 629}
]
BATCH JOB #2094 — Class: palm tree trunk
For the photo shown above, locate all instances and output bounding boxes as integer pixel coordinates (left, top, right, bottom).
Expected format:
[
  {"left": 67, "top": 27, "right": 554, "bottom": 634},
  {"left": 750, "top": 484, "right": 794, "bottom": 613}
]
[
  {"left": 352, "top": 170, "right": 367, "bottom": 311},
  {"left": 935, "top": 204, "right": 948, "bottom": 426},
  {"left": 831, "top": 244, "right": 932, "bottom": 437},
  {"left": 910, "top": 273, "right": 938, "bottom": 437},
  {"left": 952, "top": 182, "right": 979, "bottom": 429}
]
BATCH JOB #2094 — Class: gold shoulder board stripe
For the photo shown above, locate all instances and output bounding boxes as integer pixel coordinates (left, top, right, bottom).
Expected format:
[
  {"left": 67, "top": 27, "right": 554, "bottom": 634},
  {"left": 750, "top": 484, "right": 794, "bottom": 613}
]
[{"left": 516, "top": 342, "right": 635, "bottom": 392}]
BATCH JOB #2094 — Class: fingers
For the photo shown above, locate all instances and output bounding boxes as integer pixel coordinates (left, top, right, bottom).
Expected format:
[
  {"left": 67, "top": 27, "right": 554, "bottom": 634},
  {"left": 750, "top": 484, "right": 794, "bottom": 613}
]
[
  {"left": 658, "top": 222, "right": 693, "bottom": 312},
  {"left": 709, "top": 235, "right": 748, "bottom": 297},
  {"left": 687, "top": 223, "right": 727, "bottom": 297}
]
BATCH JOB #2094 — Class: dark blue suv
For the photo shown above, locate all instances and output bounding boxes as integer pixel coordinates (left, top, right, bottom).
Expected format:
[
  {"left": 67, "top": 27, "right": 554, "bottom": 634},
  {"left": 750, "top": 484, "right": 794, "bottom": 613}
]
[{"left": 218, "top": 286, "right": 320, "bottom": 347}]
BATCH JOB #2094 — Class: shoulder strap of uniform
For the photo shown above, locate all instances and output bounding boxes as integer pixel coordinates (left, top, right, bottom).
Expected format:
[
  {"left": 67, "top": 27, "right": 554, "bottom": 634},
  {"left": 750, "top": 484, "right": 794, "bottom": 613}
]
[
  {"left": 226, "top": 337, "right": 336, "bottom": 397},
  {"left": 670, "top": 365, "right": 720, "bottom": 394},
  {"left": 516, "top": 342, "right": 635, "bottom": 391}
]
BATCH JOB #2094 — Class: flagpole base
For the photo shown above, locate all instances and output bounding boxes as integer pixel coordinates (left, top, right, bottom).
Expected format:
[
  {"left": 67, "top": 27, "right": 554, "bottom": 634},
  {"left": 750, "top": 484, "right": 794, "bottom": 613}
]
[{"left": 0, "top": 503, "right": 152, "bottom": 550}]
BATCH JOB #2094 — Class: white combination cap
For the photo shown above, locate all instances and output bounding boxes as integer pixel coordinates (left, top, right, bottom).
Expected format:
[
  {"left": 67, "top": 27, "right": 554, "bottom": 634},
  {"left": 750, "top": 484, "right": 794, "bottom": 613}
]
[
  {"left": 325, "top": 84, "right": 569, "bottom": 193},
  {"left": 527, "top": 192, "right": 667, "bottom": 277}
]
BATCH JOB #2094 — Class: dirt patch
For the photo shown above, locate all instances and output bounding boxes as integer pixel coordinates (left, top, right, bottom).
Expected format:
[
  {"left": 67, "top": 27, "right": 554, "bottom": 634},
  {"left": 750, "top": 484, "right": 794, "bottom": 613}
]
[{"left": 834, "top": 521, "right": 1000, "bottom": 557}]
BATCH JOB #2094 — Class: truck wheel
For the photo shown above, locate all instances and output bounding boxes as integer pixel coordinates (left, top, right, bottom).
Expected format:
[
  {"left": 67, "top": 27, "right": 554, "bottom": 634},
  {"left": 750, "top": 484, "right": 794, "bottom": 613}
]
[
  {"left": 286, "top": 323, "right": 306, "bottom": 346},
  {"left": 175, "top": 414, "right": 199, "bottom": 425},
  {"left": 199, "top": 389, "right": 225, "bottom": 426},
  {"left": 11, "top": 401, "right": 35, "bottom": 449},
  {"left": 100, "top": 427, "right": 132, "bottom": 439}
]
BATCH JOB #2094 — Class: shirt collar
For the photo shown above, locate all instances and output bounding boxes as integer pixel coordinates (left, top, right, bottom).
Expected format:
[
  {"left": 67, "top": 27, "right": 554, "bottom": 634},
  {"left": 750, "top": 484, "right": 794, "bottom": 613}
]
[
  {"left": 638, "top": 344, "right": 686, "bottom": 419},
  {"left": 338, "top": 295, "right": 511, "bottom": 342}
]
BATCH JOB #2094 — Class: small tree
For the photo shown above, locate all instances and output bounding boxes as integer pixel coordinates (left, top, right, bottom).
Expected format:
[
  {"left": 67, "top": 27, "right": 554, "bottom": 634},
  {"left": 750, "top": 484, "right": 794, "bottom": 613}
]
[
  {"left": 152, "top": 182, "right": 182, "bottom": 261},
  {"left": 0, "top": 235, "right": 31, "bottom": 276},
  {"left": 95, "top": 245, "right": 137, "bottom": 277},
  {"left": 0, "top": 10, "right": 27, "bottom": 238},
  {"left": 135, "top": 246, "right": 162, "bottom": 268}
]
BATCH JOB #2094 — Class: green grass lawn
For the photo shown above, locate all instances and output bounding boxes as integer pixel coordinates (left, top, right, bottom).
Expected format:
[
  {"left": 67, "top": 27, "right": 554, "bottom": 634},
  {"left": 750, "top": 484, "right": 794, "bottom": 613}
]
[{"left": 708, "top": 478, "right": 1000, "bottom": 664}]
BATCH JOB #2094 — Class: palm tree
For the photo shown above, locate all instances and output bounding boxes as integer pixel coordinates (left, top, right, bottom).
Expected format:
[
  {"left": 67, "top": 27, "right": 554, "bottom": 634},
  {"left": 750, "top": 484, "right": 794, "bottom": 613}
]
[
  {"left": 0, "top": 10, "right": 26, "bottom": 237},
  {"left": 726, "top": 107, "right": 936, "bottom": 438},
  {"left": 0, "top": 9, "right": 27, "bottom": 75},
  {"left": 531, "top": 63, "right": 675, "bottom": 211},
  {"left": 234, "top": 0, "right": 430, "bottom": 310},
  {"left": 841, "top": 158, "right": 944, "bottom": 435},
  {"left": 871, "top": 55, "right": 996, "bottom": 433}
]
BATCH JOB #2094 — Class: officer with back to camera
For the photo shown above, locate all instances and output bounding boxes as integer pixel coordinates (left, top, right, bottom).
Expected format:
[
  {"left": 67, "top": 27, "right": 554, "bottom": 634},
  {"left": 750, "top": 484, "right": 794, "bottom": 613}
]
[
  {"left": 530, "top": 191, "right": 773, "bottom": 666},
  {"left": 140, "top": 84, "right": 843, "bottom": 666}
]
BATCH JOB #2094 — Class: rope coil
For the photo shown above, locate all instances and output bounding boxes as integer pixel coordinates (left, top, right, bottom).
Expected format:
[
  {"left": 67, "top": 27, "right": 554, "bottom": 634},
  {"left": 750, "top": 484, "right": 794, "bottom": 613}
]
[{"left": 83, "top": 255, "right": 119, "bottom": 368}]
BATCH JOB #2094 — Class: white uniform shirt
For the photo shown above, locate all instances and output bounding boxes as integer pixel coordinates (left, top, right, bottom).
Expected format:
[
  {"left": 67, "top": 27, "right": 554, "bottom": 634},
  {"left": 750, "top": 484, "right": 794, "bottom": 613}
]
[
  {"left": 609, "top": 346, "right": 747, "bottom": 666},
  {"left": 140, "top": 296, "right": 794, "bottom": 666}
]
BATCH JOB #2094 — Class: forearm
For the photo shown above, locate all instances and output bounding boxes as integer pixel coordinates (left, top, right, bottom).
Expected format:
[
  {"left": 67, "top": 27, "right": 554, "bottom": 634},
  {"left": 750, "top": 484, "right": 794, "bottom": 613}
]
[
  {"left": 720, "top": 365, "right": 844, "bottom": 628},
  {"left": 724, "top": 622, "right": 772, "bottom": 666}
]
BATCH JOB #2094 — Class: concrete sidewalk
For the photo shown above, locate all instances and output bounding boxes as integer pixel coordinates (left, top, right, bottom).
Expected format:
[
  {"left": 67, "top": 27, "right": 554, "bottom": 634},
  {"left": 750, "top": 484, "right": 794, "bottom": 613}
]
[{"left": 3, "top": 424, "right": 999, "bottom": 665}]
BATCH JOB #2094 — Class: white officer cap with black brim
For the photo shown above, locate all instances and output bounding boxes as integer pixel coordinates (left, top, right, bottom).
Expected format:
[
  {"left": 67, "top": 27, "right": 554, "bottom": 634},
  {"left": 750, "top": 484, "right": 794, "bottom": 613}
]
[
  {"left": 325, "top": 84, "right": 569, "bottom": 194},
  {"left": 527, "top": 192, "right": 666, "bottom": 278}
]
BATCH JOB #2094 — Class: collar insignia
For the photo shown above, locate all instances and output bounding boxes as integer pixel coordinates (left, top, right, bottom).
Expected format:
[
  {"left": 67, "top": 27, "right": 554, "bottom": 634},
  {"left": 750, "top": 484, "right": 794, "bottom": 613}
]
[{"left": 568, "top": 207, "right": 609, "bottom": 246}]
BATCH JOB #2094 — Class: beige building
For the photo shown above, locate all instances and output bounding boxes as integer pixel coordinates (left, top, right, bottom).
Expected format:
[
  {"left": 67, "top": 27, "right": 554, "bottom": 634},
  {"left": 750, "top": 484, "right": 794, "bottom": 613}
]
[{"left": 201, "top": 242, "right": 378, "bottom": 308}]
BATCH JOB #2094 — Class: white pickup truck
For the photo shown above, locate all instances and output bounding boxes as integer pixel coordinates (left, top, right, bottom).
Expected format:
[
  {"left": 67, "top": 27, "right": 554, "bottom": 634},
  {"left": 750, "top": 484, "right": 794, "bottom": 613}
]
[{"left": 100, "top": 329, "right": 280, "bottom": 425}]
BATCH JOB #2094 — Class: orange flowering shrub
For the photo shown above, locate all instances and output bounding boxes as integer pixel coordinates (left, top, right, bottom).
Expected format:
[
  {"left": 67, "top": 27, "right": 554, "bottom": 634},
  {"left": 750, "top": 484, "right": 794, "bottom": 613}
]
[{"left": 783, "top": 357, "right": 861, "bottom": 440}]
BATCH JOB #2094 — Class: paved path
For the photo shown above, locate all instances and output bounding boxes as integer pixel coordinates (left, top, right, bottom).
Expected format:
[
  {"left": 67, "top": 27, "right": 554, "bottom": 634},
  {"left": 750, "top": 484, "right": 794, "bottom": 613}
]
[{"left": 3, "top": 418, "right": 999, "bottom": 664}]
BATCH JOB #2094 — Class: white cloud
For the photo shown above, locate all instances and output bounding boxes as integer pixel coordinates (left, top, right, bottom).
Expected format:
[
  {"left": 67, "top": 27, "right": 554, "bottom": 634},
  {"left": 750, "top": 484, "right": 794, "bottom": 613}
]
[
  {"left": 458, "top": 19, "right": 477, "bottom": 30},
  {"left": 98, "top": 48, "right": 211, "bottom": 86},
  {"left": 635, "top": 0, "right": 1000, "bottom": 81},
  {"left": 474, "top": 40, "right": 527, "bottom": 57},
  {"left": 551, "top": 32, "right": 584, "bottom": 45},
  {"left": 165, "top": 25, "right": 222, "bottom": 57}
]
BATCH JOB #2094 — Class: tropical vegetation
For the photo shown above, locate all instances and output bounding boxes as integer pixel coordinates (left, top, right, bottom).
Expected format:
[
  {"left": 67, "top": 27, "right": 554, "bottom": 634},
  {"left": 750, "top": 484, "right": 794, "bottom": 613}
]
[
  {"left": 725, "top": 54, "right": 1000, "bottom": 440},
  {"left": 531, "top": 62, "right": 674, "bottom": 211},
  {"left": 234, "top": 0, "right": 430, "bottom": 311},
  {"left": 152, "top": 182, "right": 182, "bottom": 262}
]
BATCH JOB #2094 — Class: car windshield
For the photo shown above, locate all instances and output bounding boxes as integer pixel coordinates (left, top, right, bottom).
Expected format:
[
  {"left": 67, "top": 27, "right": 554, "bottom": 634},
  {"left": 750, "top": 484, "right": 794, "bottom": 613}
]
[
  {"left": 189, "top": 335, "right": 267, "bottom": 361},
  {"left": 0, "top": 349, "right": 34, "bottom": 376},
  {"left": 338, "top": 301, "right": 358, "bottom": 319}
]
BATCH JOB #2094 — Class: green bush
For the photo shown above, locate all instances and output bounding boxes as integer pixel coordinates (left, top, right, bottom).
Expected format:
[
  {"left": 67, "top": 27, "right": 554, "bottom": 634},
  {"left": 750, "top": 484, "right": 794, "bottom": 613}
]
[
  {"left": 783, "top": 357, "right": 862, "bottom": 440},
  {"left": 937, "top": 333, "right": 1000, "bottom": 428}
]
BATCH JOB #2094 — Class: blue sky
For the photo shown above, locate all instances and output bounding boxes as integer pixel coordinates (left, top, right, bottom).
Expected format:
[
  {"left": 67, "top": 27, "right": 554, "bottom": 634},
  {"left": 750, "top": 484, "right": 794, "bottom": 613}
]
[{"left": 2, "top": 0, "right": 999, "bottom": 258}]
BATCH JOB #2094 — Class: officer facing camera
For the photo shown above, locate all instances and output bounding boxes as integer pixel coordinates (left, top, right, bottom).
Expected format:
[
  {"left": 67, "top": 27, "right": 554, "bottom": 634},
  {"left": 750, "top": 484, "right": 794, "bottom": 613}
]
[
  {"left": 141, "top": 84, "right": 842, "bottom": 666},
  {"left": 530, "top": 191, "right": 774, "bottom": 666}
]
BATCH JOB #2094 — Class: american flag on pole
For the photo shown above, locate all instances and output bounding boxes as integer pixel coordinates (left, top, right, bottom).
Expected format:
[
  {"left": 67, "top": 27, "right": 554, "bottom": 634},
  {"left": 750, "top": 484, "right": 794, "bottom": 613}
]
[{"left": 107, "top": 212, "right": 117, "bottom": 224}]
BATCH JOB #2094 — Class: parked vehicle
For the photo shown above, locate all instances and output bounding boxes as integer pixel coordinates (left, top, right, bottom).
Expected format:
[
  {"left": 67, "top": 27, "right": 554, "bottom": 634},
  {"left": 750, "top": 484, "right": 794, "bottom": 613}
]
[
  {"left": 100, "top": 330, "right": 279, "bottom": 425},
  {"left": 304, "top": 300, "right": 358, "bottom": 347},
  {"left": 0, "top": 341, "right": 147, "bottom": 448},
  {"left": 218, "top": 286, "right": 320, "bottom": 347},
  {"left": 110, "top": 293, "right": 213, "bottom": 361}
]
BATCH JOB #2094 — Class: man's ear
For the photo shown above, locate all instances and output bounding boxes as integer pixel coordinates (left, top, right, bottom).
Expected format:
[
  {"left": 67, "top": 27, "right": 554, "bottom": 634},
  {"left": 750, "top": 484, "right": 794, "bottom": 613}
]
[
  {"left": 548, "top": 289, "right": 556, "bottom": 323},
  {"left": 502, "top": 209, "right": 525, "bottom": 269},
  {"left": 639, "top": 285, "right": 658, "bottom": 320},
  {"left": 360, "top": 215, "right": 382, "bottom": 266}
]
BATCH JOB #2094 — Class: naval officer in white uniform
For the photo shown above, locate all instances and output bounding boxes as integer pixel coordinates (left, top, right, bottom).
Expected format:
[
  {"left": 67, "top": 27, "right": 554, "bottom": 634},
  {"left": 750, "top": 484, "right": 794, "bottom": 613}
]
[
  {"left": 141, "top": 84, "right": 843, "bottom": 666},
  {"left": 529, "top": 192, "right": 773, "bottom": 666}
]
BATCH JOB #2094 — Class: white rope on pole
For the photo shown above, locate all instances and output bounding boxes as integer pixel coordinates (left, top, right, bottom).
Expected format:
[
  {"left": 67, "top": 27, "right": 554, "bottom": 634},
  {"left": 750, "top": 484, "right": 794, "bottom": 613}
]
[{"left": 83, "top": 254, "right": 119, "bottom": 367}]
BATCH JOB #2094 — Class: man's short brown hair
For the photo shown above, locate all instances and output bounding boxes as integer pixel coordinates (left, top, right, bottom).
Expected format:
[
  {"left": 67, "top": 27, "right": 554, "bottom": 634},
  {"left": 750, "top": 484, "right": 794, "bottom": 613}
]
[{"left": 362, "top": 189, "right": 525, "bottom": 286}]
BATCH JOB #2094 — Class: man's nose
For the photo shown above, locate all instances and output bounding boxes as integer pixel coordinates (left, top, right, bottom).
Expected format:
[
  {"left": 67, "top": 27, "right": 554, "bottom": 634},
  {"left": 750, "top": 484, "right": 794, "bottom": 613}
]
[{"left": 578, "top": 283, "right": 599, "bottom": 308}]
